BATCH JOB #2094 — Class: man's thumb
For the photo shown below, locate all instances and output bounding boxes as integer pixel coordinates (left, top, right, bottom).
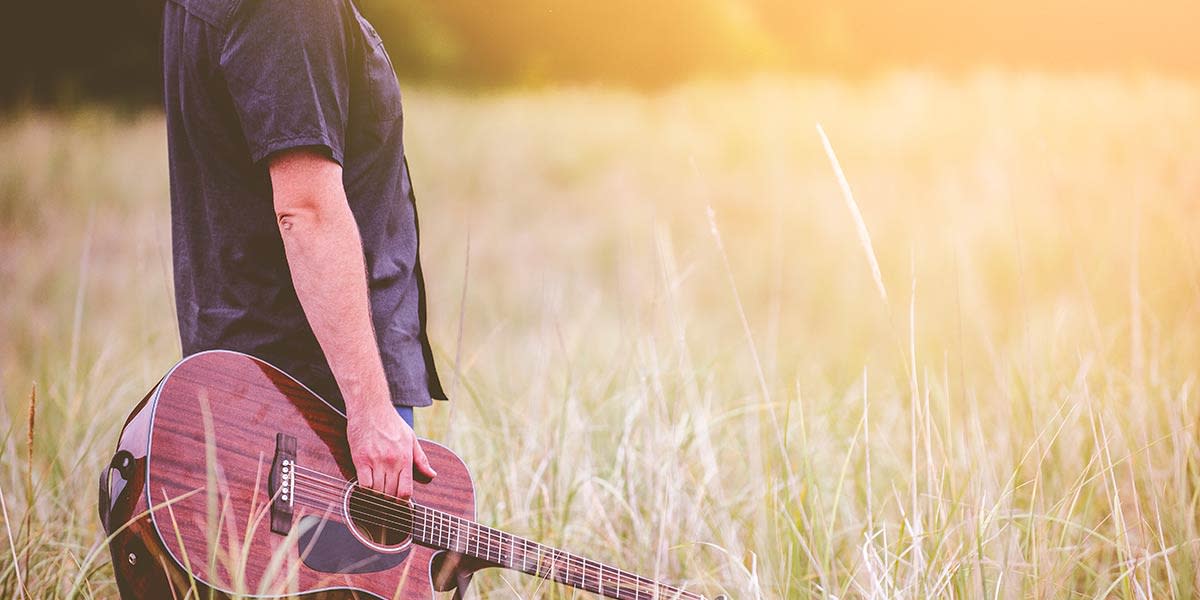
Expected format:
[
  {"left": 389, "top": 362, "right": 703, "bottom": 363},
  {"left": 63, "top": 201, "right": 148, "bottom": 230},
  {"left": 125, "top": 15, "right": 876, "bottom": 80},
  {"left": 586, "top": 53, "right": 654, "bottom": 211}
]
[{"left": 413, "top": 441, "right": 437, "bottom": 479}]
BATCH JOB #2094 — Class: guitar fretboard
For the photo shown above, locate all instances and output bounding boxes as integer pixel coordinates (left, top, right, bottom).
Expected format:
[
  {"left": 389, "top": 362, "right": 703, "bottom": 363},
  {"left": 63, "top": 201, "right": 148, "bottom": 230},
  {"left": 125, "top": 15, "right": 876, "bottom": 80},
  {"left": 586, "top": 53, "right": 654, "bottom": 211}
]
[{"left": 353, "top": 488, "right": 703, "bottom": 600}]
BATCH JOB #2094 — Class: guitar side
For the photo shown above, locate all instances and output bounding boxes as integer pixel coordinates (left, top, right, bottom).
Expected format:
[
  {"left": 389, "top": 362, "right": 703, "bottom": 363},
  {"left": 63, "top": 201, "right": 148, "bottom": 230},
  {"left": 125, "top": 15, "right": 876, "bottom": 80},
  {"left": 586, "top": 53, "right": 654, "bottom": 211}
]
[{"left": 100, "top": 350, "right": 479, "bottom": 599}]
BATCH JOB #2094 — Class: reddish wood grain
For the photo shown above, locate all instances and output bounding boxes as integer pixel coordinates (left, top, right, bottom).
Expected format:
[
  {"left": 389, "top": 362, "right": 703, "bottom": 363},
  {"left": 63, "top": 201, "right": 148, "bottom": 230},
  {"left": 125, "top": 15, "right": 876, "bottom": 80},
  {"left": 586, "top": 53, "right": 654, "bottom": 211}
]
[{"left": 105, "top": 350, "right": 477, "bottom": 599}]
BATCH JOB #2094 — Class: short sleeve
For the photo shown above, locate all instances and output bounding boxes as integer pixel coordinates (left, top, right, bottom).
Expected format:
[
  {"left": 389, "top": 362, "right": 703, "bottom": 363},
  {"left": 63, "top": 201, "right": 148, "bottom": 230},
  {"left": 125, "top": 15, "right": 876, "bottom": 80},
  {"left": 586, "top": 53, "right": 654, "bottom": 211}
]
[{"left": 219, "top": 0, "right": 350, "bottom": 164}]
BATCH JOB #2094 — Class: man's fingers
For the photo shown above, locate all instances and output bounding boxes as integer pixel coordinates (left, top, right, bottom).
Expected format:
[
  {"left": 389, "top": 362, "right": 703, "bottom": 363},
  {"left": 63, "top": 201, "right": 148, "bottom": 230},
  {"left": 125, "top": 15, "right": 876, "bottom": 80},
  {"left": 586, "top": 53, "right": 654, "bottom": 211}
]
[
  {"left": 396, "top": 471, "right": 413, "bottom": 500},
  {"left": 358, "top": 465, "right": 374, "bottom": 491},
  {"left": 347, "top": 411, "right": 428, "bottom": 501},
  {"left": 393, "top": 449, "right": 413, "bottom": 499},
  {"left": 413, "top": 440, "right": 437, "bottom": 479},
  {"left": 379, "top": 471, "right": 395, "bottom": 497}
]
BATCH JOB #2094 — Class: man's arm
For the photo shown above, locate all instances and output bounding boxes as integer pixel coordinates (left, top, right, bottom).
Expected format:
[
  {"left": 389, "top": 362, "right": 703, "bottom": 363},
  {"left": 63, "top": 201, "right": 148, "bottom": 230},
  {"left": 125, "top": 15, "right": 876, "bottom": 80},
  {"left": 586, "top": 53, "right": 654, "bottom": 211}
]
[{"left": 267, "top": 147, "right": 436, "bottom": 499}]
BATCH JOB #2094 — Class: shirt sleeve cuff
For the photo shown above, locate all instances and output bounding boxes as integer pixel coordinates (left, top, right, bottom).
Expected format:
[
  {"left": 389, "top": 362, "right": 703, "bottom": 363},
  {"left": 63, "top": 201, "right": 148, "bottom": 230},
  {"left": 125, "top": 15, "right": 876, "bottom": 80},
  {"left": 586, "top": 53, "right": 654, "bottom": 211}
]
[{"left": 252, "top": 131, "right": 344, "bottom": 165}]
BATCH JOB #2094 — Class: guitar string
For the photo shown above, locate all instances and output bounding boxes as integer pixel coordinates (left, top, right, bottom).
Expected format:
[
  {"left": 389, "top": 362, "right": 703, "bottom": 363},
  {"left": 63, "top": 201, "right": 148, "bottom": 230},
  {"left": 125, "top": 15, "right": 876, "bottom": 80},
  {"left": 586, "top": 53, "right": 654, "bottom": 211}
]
[
  {"left": 259, "top": 458, "right": 695, "bottom": 600},
  {"left": 288, "top": 470, "right": 683, "bottom": 599},
  {"left": 286, "top": 491, "right": 696, "bottom": 600},
  {"left": 285, "top": 466, "right": 698, "bottom": 600},
  {"left": 289, "top": 475, "right": 641, "bottom": 589},
  {"left": 288, "top": 478, "right": 666, "bottom": 600},
  {"left": 285, "top": 488, "right": 672, "bottom": 600},
  {"left": 288, "top": 464, "right": 654, "bottom": 593},
  {"left": 287, "top": 465, "right": 701, "bottom": 600},
  {"left": 289, "top": 463, "right": 648, "bottom": 585}
]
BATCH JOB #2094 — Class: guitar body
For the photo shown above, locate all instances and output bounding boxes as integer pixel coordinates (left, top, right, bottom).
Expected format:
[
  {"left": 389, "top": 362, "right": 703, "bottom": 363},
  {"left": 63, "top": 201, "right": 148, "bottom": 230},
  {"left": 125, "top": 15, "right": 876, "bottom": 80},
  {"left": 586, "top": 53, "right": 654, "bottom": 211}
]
[{"left": 99, "top": 350, "right": 478, "bottom": 599}]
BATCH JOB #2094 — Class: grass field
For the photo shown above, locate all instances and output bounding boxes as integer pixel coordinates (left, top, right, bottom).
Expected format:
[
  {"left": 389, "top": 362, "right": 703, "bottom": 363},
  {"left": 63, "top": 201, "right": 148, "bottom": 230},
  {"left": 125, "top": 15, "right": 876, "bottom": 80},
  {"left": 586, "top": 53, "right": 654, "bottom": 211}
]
[{"left": 3, "top": 72, "right": 1200, "bottom": 598}]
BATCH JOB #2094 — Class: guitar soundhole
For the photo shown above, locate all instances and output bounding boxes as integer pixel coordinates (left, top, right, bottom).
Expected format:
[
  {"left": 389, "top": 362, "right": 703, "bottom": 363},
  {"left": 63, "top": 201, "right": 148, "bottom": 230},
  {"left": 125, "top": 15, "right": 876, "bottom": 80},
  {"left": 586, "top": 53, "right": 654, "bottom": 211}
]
[{"left": 343, "top": 486, "right": 412, "bottom": 553}]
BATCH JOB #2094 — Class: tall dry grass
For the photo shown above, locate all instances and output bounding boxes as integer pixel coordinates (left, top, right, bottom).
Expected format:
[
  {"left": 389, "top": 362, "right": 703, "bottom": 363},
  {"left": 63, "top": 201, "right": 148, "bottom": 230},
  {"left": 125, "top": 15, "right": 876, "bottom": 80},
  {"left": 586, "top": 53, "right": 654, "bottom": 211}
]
[{"left": 3, "top": 72, "right": 1200, "bottom": 598}]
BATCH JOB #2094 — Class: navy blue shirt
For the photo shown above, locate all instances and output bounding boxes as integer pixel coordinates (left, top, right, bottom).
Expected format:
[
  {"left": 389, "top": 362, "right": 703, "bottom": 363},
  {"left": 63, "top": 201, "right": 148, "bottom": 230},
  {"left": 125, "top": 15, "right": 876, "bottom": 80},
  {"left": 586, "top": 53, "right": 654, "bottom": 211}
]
[{"left": 162, "top": 0, "right": 445, "bottom": 407}]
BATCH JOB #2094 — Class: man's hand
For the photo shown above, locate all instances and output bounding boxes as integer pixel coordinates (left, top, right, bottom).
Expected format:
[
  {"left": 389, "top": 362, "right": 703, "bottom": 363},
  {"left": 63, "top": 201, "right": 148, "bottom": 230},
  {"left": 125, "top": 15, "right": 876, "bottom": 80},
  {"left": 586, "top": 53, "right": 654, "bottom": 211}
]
[
  {"left": 267, "top": 147, "right": 435, "bottom": 500},
  {"left": 346, "top": 403, "right": 437, "bottom": 499}
]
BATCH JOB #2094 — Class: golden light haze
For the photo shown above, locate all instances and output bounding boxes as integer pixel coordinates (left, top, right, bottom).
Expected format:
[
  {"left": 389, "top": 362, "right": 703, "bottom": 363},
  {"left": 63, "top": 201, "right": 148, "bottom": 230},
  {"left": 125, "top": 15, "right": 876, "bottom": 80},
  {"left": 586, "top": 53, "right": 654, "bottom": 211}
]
[{"left": 369, "top": 0, "right": 1200, "bottom": 85}]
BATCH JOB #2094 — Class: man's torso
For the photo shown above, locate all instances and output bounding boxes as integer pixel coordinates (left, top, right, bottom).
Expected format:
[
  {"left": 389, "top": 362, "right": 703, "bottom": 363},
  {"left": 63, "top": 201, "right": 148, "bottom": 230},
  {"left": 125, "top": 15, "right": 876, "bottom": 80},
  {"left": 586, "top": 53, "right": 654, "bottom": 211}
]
[{"left": 162, "top": 0, "right": 445, "bottom": 407}]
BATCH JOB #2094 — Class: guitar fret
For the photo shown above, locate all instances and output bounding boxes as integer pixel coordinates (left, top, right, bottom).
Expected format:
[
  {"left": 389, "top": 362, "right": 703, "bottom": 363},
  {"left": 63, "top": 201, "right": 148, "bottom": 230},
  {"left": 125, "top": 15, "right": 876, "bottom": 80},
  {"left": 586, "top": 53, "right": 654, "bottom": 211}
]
[
  {"left": 438, "top": 512, "right": 446, "bottom": 550},
  {"left": 436, "top": 510, "right": 444, "bottom": 548}
]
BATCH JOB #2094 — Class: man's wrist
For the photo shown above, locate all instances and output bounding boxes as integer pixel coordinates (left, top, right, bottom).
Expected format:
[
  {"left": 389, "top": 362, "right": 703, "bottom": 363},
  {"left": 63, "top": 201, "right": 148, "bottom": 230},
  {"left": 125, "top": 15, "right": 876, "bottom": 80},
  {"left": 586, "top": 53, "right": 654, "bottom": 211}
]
[{"left": 339, "top": 373, "right": 394, "bottom": 417}]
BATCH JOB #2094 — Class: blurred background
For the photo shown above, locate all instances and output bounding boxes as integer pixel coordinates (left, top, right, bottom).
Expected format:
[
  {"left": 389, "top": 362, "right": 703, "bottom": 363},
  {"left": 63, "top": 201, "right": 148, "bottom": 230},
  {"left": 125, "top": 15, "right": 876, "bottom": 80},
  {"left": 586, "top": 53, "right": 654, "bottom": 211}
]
[
  {"left": 4, "top": 1, "right": 1200, "bottom": 599},
  {"left": 3, "top": 0, "right": 1200, "bottom": 105}
]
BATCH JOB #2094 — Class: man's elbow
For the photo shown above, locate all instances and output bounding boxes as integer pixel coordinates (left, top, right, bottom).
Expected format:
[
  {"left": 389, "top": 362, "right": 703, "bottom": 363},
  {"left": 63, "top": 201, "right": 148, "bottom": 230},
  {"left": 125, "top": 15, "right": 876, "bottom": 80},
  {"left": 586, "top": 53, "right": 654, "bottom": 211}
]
[
  {"left": 268, "top": 147, "right": 347, "bottom": 235},
  {"left": 274, "top": 202, "right": 321, "bottom": 234}
]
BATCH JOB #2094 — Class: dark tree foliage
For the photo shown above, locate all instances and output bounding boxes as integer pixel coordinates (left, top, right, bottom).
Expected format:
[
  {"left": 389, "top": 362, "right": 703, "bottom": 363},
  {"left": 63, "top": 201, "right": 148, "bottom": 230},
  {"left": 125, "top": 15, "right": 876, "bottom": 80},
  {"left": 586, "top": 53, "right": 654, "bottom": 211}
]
[{"left": 1, "top": 0, "right": 165, "bottom": 108}]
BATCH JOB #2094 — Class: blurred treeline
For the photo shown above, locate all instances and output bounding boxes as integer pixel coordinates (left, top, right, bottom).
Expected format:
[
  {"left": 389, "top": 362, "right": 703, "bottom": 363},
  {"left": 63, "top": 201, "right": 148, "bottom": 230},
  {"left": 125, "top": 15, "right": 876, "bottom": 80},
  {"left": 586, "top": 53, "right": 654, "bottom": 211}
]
[{"left": 3, "top": 0, "right": 1198, "bottom": 108}]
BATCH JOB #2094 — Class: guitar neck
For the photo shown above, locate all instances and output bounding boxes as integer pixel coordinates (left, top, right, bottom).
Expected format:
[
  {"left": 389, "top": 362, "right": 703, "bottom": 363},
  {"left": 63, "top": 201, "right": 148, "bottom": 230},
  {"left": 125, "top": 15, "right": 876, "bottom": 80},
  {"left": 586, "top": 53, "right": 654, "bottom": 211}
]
[{"left": 409, "top": 503, "right": 703, "bottom": 600}]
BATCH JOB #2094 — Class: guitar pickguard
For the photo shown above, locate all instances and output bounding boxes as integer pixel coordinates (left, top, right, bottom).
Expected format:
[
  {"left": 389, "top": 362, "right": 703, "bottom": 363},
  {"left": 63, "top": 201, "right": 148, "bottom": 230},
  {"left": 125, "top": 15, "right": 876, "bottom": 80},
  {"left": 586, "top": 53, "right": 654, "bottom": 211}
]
[{"left": 297, "top": 515, "right": 410, "bottom": 574}]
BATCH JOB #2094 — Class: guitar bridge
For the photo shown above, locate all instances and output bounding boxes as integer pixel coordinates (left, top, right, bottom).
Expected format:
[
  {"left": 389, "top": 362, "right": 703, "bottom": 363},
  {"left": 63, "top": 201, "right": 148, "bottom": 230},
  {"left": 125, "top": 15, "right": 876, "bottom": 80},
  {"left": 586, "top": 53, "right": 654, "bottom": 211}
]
[{"left": 268, "top": 433, "right": 297, "bottom": 535}]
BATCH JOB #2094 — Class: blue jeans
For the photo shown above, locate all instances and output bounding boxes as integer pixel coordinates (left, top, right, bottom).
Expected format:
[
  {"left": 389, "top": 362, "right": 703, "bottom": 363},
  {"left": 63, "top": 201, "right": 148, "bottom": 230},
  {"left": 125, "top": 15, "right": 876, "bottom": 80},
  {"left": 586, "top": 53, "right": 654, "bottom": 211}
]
[{"left": 396, "top": 405, "right": 414, "bottom": 428}]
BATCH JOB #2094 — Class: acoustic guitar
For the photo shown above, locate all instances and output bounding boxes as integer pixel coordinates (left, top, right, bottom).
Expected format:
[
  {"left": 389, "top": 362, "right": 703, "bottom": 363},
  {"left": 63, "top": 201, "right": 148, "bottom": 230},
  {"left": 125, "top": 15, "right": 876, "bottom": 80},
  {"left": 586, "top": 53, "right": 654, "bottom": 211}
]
[{"left": 98, "top": 350, "right": 718, "bottom": 599}]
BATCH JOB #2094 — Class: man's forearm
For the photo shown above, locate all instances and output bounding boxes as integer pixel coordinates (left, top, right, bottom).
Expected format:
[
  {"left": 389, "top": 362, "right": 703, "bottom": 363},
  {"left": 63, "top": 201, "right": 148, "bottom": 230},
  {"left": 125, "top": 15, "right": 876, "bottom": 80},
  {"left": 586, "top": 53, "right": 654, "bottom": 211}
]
[
  {"left": 281, "top": 209, "right": 390, "bottom": 412},
  {"left": 272, "top": 163, "right": 391, "bottom": 417},
  {"left": 266, "top": 148, "right": 433, "bottom": 499}
]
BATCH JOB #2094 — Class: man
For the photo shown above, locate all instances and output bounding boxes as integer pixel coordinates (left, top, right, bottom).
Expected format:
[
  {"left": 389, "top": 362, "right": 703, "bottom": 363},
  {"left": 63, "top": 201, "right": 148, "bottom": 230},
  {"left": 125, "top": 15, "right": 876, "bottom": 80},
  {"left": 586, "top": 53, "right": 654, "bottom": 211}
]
[{"left": 161, "top": 0, "right": 445, "bottom": 500}]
